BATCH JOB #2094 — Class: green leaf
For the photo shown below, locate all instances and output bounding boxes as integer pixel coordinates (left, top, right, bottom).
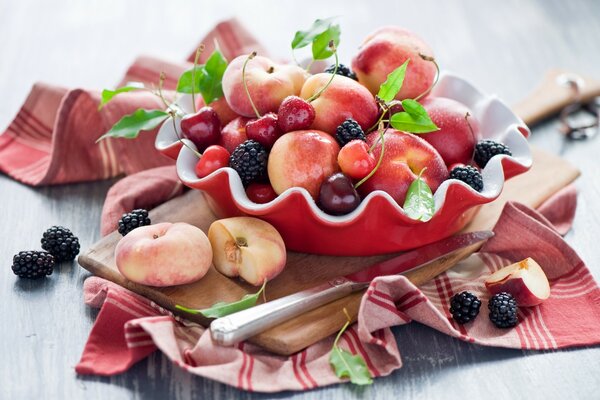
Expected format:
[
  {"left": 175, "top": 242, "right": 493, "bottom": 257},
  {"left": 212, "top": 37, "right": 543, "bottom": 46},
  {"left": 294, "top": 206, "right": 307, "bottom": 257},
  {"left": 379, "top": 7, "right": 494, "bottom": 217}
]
[
  {"left": 329, "top": 347, "right": 373, "bottom": 385},
  {"left": 389, "top": 99, "right": 439, "bottom": 133},
  {"left": 175, "top": 280, "right": 267, "bottom": 318},
  {"left": 176, "top": 49, "right": 228, "bottom": 104},
  {"left": 96, "top": 109, "right": 168, "bottom": 142},
  {"left": 311, "top": 23, "right": 341, "bottom": 60},
  {"left": 403, "top": 170, "right": 435, "bottom": 222},
  {"left": 377, "top": 61, "right": 409, "bottom": 103},
  {"left": 291, "top": 17, "right": 337, "bottom": 50},
  {"left": 99, "top": 82, "right": 145, "bottom": 110}
]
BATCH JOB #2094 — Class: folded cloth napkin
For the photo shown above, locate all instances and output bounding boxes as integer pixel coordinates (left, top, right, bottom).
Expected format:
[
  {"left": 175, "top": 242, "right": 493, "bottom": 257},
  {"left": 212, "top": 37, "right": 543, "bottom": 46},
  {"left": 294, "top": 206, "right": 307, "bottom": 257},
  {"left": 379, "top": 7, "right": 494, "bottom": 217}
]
[
  {"left": 76, "top": 184, "right": 600, "bottom": 392},
  {"left": 0, "top": 18, "right": 266, "bottom": 186}
]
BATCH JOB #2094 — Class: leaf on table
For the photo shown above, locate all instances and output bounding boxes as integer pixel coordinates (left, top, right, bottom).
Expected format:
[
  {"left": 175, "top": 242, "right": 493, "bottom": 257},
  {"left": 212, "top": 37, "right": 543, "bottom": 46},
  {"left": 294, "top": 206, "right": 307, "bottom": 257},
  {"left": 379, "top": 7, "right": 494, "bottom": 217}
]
[
  {"left": 98, "top": 82, "right": 145, "bottom": 110},
  {"left": 390, "top": 99, "right": 439, "bottom": 133},
  {"left": 377, "top": 60, "right": 409, "bottom": 103},
  {"left": 291, "top": 17, "right": 337, "bottom": 50},
  {"left": 329, "top": 346, "right": 373, "bottom": 385},
  {"left": 96, "top": 109, "right": 168, "bottom": 142},
  {"left": 175, "top": 280, "right": 267, "bottom": 318},
  {"left": 328, "top": 308, "right": 373, "bottom": 385},
  {"left": 403, "top": 170, "right": 435, "bottom": 221}
]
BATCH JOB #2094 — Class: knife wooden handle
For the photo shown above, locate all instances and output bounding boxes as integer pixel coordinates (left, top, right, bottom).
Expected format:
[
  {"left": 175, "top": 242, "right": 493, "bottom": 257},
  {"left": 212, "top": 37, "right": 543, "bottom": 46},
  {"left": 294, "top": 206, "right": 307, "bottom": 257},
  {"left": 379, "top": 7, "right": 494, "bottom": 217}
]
[
  {"left": 248, "top": 239, "right": 487, "bottom": 355},
  {"left": 512, "top": 69, "right": 600, "bottom": 127}
]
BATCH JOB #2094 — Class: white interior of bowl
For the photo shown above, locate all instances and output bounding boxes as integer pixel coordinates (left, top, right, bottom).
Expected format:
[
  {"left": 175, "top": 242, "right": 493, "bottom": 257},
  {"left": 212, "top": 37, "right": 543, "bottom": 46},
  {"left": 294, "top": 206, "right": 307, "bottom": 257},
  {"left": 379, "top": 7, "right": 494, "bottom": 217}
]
[{"left": 161, "top": 72, "right": 533, "bottom": 224}]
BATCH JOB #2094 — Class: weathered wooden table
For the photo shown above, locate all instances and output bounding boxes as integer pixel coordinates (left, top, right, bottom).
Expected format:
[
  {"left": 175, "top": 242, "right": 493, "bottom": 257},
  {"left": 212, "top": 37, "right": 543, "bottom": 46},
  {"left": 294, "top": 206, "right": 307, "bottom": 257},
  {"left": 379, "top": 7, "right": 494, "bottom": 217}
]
[{"left": 1, "top": 0, "right": 599, "bottom": 398}]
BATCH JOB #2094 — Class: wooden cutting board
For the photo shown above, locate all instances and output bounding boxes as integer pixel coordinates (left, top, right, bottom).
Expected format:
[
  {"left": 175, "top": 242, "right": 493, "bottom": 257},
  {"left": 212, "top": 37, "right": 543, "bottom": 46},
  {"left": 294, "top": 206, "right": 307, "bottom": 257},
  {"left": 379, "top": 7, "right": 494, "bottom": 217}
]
[{"left": 78, "top": 146, "right": 579, "bottom": 355}]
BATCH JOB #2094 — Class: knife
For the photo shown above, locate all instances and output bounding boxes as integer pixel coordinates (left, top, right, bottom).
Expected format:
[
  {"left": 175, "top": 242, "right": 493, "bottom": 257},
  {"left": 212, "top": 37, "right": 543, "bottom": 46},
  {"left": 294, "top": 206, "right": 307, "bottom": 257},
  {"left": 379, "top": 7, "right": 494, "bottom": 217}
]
[{"left": 210, "top": 230, "right": 493, "bottom": 346}]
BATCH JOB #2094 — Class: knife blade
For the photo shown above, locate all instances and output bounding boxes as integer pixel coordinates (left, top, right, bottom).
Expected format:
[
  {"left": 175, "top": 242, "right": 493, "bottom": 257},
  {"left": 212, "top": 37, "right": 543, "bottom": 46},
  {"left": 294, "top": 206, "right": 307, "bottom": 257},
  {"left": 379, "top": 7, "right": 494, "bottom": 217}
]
[{"left": 210, "top": 230, "right": 493, "bottom": 346}]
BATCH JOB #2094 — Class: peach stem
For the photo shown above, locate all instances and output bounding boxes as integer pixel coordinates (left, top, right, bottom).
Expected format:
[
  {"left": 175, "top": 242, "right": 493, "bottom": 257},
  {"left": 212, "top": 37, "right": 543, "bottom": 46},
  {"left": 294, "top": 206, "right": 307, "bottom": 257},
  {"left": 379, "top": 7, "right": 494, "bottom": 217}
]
[
  {"left": 242, "top": 51, "right": 261, "bottom": 118},
  {"left": 190, "top": 44, "right": 205, "bottom": 114},
  {"left": 414, "top": 54, "right": 440, "bottom": 102}
]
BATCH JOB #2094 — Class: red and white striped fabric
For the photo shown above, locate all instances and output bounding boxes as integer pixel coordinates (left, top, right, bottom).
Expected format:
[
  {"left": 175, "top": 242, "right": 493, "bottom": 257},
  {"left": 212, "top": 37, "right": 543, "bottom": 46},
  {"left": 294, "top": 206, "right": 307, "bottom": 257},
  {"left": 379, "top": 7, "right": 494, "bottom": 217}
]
[
  {"left": 76, "top": 185, "right": 600, "bottom": 392},
  {"left": 0, "top": 19, "right": 264, "bottom": 186}
]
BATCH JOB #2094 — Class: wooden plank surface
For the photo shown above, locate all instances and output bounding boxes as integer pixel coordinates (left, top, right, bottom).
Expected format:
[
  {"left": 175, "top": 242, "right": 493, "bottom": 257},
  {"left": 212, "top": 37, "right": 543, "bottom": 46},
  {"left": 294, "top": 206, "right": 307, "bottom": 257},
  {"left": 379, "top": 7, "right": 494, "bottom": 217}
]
[{"left": 2, "top": 0, "right": 600, "bottom": 399}]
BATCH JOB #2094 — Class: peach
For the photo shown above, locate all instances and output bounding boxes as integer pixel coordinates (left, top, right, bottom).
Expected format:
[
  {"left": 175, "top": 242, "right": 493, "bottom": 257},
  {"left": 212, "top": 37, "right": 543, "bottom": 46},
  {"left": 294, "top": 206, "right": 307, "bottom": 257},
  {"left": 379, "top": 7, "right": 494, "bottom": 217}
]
[
  {"left": 300, "top": 73, "right": 378, "bottom": 134},
  {"left": 115, "top": 222, "right": 212, "bottom": 287},
  {"left": 485, "top": 258, "right": 550, "bottom": 307},
  {"left": 352, "top": 26, "right": 436, "bottom": 100},
  {"left": 222, "top": 55, "right": 308, "bottom": 117},
  {"left": 420, "top": 97, "right": 481, "bottom": 166},
  {"left": 219, "top": 116, "right": 252, "bottom": 153},
  {"left": 359, "top": 129, "right": 448, "bottom": 204},
  {"left": 268, "top": 130, "right": 340, "bottom": 199},
  {"left": 208, "top": 217, "right": 286, "bottom": 286}
]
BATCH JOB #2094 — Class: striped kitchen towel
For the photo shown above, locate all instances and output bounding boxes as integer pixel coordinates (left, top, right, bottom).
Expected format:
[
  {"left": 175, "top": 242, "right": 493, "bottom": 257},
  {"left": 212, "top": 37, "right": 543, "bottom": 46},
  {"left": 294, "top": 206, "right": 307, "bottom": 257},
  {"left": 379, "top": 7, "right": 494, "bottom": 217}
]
[
  {"left": 0, "top": 18, "right": 264, "bottom": 186},
  {"left": 76, "top": 185, "right": 600, "bottom": 392}
]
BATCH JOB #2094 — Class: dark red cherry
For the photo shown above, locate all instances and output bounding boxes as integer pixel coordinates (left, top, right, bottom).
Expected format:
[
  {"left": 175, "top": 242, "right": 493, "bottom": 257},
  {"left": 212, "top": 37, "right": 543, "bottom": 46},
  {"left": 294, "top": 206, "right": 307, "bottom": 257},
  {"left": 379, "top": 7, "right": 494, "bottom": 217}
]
[
  {"left": 246, "top": 183, "right": 278, "bottom": 204},
  {"left": 277, "top": 96, "right": 316, "bottom": 132},
  {"left": 318, "top": 173, "right": 361, "bottom": 215},
  {"left": 246, "top": 113, "right": 282, "bottom": 149},
  {"left": 180, "top": 107, "right": 221, "bottom": 151}
]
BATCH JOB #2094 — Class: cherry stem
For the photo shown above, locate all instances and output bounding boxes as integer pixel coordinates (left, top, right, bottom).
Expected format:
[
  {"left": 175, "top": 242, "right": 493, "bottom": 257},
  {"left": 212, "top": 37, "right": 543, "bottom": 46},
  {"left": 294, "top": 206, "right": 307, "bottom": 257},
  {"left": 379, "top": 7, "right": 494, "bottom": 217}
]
[
  {"left": 367, "top": 102, "right": 388, "bottom": 134},
  {"left": 242, "top": 51, "right": 261, "bottom": 118},
  {"left": 157, "top": 73, "right": 172, "bottom": 110},
  {"left": 414, "top": 54, "right": 440, "bottom": 102},
  {"left": 355, "top": 122, "right": 387, "bottom": 189},
  {"left": 169, "top": 110, "right": 202, "bottom": 159},
  {"left": 307, "top": 41, "right": 338, "bottom": 103},
  {"left": 191, "top": 44, "right": 205, "bottom": 114}
]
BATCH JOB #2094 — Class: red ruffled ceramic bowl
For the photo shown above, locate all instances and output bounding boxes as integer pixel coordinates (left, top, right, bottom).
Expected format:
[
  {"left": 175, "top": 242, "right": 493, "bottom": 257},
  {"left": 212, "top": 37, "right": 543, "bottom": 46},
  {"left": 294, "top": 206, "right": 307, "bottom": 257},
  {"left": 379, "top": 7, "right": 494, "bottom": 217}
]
[{"left": 155, "top": 72, "right": 532, "bottom": 256}]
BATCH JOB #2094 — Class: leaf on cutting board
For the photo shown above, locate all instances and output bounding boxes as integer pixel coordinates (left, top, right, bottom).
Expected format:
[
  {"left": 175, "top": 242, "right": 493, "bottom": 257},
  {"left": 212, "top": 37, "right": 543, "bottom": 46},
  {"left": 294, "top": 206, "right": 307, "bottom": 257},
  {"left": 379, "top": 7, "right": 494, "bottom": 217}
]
[
  {"left": 390, "top": 99, "right": 439, "bottom": 133},
  {"left": 291, "top": 17, "right": 337, "bottom": 50},
  {"left": 96, "top": 109, "right": 169, "bottom": 142},
  {"left": 176, "top": 49, "right": 228, "bottom": 104},
  {"left": 175, "top": 280, "right": 267, "bottom": 318},
  {"left": 377, "top": 60, "right": 409, "bottom": 103},
  {"left": 403, "top": 169, "right": 435, "bottom": 222},
  {"left": 98, "top": 82, "right": 145, "bottom": 110},
  {"left": 328, "top": 308, "right": 373, "bottom": 385}
]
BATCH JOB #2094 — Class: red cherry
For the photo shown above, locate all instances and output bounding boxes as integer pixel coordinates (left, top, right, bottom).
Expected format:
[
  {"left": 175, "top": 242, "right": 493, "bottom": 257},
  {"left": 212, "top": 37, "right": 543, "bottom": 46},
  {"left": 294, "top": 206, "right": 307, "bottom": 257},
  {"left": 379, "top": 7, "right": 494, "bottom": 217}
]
[
  {"left": 194, "top": 145, "right": 230, "bottom": 178},
  {"left": 246, "top": 183, "right": 278, "bottom": 204},
  {"left": 337, "top": 140, "right": 376, "bottom": 180},
  {"left": 180, "top": 107, "right": 222, "bottom": 151},
  {"left": 277, "top": 96, "right": 316, "bottom": 132},
  {"left": 318, "top": 173, "right": 361, "bottom": 215},
  {"left": 220, "top": 116, "right": 252, "bottom": 153},
  {"left": 245, "top": 113, "right": 282, "bottom": 149}
]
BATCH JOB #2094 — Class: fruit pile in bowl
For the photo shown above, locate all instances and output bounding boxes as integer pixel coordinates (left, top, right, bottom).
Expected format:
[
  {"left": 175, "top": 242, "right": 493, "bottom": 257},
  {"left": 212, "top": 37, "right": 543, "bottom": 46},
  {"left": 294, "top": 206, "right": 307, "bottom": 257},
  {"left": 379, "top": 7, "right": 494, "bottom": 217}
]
[{"left": 102, "top": 19, "right": 532, "bottom": 256}]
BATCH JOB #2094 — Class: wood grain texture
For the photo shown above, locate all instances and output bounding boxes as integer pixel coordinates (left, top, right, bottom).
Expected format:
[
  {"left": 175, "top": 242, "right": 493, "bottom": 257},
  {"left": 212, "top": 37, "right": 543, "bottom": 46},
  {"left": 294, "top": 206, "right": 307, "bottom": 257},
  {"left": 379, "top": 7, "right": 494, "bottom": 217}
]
[
  {"left": 78, "top": 148, "right": 579, "bottom": 355},
  {"left": 2, "top": 0, "right": 600, "bottom": 399}
]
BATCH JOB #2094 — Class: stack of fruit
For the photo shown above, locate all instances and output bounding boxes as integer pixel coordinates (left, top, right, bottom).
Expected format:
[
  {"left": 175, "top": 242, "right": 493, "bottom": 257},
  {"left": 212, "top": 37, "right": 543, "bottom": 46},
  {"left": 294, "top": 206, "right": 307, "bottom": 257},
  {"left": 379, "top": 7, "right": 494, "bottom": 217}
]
[{"left": 100, "top": 19, "right": 517, "bottom": 221}]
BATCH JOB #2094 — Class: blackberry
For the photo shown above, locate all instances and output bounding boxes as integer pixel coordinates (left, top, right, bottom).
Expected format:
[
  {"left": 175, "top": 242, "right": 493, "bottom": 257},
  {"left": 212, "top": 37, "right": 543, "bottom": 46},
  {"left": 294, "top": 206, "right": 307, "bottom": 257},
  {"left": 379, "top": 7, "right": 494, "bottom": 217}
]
[
  {"left": 229, "top": 140, "right": 268, "bottom": 186},
  {"left": 324, "top": 63, "right": 357, "bottom": 81},
  {"left": 449, "top": 165, "right": 484, "bottom": 192},
  {"left": 474, "top": 140, "right": 512, "bottom": 168},
  {"left": 41, "top": 225, "right": 80, "bottom": 261},
  {"left": 449, "top": 291, "right": 482, "bottom": 324},
  {"left": 118, "top": 209, "right": 151, "bottom": 236},
  {"left": 488, "top": 292, "right": 519, "bottom": 328},
  {"left": 12, "top": 251, "right": 55, "bottom": 279},
  {"left": 335, "top": 118, "right": 366, "bottom": 146}
]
